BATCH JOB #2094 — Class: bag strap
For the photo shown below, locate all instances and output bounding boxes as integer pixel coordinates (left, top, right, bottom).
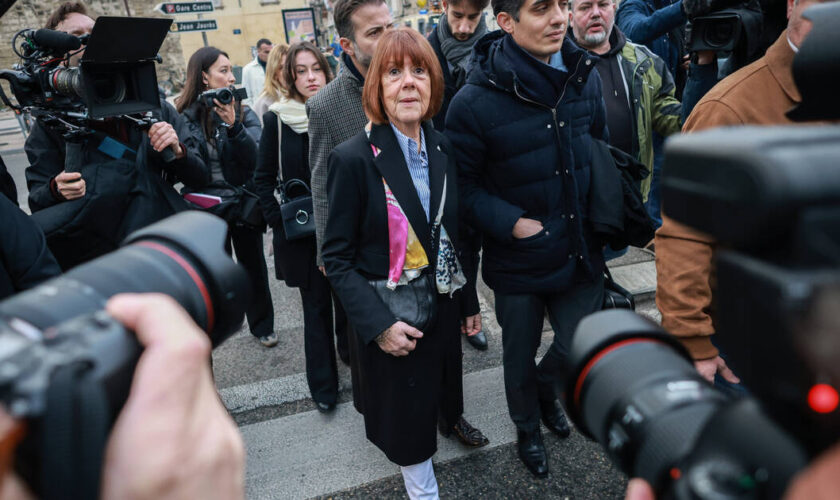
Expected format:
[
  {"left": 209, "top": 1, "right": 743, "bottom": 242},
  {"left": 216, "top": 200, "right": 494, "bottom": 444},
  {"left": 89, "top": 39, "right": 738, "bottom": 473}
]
[{"left": 276, "top": 114, "right": 284, "bottom": 184}]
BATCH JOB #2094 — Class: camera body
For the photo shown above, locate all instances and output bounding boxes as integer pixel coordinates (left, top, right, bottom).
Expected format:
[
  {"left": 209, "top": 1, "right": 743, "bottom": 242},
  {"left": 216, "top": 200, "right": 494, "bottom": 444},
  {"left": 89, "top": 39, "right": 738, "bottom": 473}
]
[
  {"left": 685, "top": 0, "right": 766, "bottom": 71},
  {"left": 565, "top": 8, "right": 840, "bottom": 497},
  {"left": 199, "top": 86, "right": 248, "bottom": 108}
]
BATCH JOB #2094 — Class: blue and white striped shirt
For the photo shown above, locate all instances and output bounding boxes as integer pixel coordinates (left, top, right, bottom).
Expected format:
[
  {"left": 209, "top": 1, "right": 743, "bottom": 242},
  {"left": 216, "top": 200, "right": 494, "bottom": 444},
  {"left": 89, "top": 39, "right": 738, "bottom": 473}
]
[{"left": 390, "top": 123, "right": 431, "bottom": 221}]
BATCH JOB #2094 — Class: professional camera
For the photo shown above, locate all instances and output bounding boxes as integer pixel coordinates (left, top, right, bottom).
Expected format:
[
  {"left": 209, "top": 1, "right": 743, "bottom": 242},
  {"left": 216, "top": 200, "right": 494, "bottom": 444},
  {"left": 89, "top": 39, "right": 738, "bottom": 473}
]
[
  {"left": 565, "top": 5, "right": 840, "bottom": 499},
  {"left": 686, "top": 0, "right": 762, "bottom": 51},
  {"left": 0, "top": 212, "right": 249, "bottom": 499},
  {"left": 200, "top": 86, "right": 248, "bottom": 108},
  {"left": 0, "top": 16, "right": 171, "bottom": 119}
]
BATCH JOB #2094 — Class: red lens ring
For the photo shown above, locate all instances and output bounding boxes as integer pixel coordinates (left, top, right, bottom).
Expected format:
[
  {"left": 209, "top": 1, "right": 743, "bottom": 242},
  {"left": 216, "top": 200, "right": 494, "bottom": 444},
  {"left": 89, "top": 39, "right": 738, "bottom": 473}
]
[
  {"left": 135, "top": 241, "right": 215, "bottom": 333},
  {"left": 573, "top": 338, "right": 663, "bottom": 410}
]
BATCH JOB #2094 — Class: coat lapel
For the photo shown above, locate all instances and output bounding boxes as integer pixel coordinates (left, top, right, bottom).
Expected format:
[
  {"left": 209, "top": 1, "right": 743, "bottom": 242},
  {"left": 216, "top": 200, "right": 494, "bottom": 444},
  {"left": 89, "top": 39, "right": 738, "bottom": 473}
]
[
  {"left": 424, "top": 122, "right": 447, "bottom": 230},
  {"left": 369, "top": 123, "right": 434, "bottom": 260}
]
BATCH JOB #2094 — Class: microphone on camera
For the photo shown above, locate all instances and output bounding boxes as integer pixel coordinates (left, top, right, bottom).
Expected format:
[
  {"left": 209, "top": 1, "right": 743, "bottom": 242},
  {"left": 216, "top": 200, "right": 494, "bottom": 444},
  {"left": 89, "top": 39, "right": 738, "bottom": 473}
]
[{"left": 26, "top": 29, "right": 82, "bottom": 54}]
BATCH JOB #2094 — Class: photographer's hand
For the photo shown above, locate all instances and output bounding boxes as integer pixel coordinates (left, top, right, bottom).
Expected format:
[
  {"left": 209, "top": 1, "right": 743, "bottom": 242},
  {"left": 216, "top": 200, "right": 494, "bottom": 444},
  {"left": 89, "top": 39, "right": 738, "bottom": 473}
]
[
  {"left": 695, "top": 356, "right": 740, "bottom": 385},
  {"left": 54, "top": 171, "right": 86, "bottom": 200},
  {"left": 212, "top": 98, "right": 236, "bottom": 127},
  {"left": 147, "top": 122, "right": 184, "bottom": 159},
  {"left": 101, "top": 294, "right": 244, "bottom": 500}
]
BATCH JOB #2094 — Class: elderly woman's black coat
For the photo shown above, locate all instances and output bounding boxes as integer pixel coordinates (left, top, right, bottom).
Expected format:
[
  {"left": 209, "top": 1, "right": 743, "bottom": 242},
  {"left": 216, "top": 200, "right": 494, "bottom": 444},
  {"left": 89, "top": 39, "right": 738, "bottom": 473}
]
[{"left": 321, "top": 121, "right": 461, "bottom": 466}]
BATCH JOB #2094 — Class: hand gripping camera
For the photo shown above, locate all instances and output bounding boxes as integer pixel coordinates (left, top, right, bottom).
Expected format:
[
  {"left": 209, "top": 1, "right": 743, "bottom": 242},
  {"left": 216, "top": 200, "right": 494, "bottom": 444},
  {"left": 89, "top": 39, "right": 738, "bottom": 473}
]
[
  {"left": 0, "top": 212, "right": 249, "bottom": 499},
  {"left": 199, "top": 86, "right": 248, "bottom": 108}
]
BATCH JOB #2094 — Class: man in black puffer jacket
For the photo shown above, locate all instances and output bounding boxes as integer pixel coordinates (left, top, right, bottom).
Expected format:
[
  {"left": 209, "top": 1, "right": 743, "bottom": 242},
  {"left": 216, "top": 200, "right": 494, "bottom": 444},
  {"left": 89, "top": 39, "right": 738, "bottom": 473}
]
[{"left": 446, "top": 0, "right": 608, "bottom": 478}]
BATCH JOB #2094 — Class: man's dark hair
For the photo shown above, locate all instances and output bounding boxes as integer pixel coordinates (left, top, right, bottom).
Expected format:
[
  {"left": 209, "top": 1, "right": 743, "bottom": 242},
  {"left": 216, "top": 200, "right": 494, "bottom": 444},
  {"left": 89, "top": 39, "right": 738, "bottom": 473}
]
[
  {"left": 44, "top": 1, "right": 89, "bottom": 30},
  {"left": 491, "top": 0, "right": 524, "bottom": 19},
  {"left": 256, "top": 38, "right": 273, "bottom": 48},
  {"left": 448, "top": 0, "right": 492, "bottom": 11},
  {"left": 333, "top": 0, "right": 387, "bottom": 40}
]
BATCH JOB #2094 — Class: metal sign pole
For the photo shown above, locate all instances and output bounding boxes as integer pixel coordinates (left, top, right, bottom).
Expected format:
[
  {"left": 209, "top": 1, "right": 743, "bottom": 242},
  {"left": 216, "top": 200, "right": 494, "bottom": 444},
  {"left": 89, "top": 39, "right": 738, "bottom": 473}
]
[{"left": 198, "top": 13, "right": 208, "bottom": 47}]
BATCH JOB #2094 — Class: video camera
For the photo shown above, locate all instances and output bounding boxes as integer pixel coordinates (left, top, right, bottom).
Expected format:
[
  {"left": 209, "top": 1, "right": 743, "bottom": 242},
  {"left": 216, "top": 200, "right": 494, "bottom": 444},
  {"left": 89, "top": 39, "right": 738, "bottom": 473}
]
[
  {"left": 686, "top": 0, "right": 763, "bottom": 52},
  {"left": 0, "top": 16, "right": 173, "bottom": 147},
  {"left": 0, "top": 212, "right": 249, "bottom": 499},
  {"left": 564, "top": 4, "right": 840, "bottom": 499}
]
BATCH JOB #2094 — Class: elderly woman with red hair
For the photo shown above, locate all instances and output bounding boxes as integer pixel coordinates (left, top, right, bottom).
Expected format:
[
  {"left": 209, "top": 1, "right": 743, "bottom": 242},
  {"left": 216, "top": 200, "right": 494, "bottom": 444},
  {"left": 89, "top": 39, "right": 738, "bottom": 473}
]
[{"left": 321, "top": 28, "right": 479, "bottom": 499}]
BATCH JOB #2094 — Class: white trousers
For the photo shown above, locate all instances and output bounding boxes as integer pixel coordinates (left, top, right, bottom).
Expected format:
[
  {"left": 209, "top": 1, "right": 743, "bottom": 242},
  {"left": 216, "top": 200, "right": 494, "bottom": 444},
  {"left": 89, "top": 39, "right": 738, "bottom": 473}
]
[{"left": 400, "top": 458, "right": 439, "bottom": 500}]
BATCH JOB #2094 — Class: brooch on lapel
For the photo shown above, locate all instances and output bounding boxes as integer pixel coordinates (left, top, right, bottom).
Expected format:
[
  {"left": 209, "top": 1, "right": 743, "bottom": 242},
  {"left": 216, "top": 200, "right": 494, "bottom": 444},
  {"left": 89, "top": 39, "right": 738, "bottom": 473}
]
[{"left": 370, "top": 144, "right": 382, "bottom": 158}]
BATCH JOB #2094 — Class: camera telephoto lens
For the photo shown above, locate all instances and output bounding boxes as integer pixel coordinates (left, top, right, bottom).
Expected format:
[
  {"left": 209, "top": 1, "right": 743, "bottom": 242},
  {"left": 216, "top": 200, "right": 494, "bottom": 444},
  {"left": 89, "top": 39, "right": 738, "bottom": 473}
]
[
  {"left": 49, "top": 66, "right": 83, "bottom": 99},
  {"left": 565, "top": 310, "right": 729, "bottom": 492},
  {"left": 216, "top": 87, "right": 234, "bottom": 105},
  {"left": 90, "top": 73, "right": 127, "bottom": 105},
  {"left": 0, "top": 211, "right": 249, "bottom": 346}
]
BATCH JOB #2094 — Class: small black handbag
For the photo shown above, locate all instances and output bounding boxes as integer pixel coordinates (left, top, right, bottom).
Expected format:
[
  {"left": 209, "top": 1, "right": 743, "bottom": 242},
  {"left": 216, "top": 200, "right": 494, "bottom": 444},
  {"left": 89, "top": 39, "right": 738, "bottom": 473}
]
[
  {"left": 368, "top": 273, "right": 438, "bottom": 332},
  {"left": 277, "top": 178, "right": 315, "bottom": 241},
  {"left": 183, "top": 180, "right": 264, "bottom": 231}
]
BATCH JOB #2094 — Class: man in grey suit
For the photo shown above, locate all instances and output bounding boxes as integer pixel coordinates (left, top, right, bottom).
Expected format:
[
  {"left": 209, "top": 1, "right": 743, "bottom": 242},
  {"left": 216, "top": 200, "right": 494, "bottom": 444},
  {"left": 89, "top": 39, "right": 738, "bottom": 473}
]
[
  {"left": 308, "top": 0, "right": 488, "bottom": 448},
  {"left": 308, "top": 0, "right": 393, "bottom": 270}
]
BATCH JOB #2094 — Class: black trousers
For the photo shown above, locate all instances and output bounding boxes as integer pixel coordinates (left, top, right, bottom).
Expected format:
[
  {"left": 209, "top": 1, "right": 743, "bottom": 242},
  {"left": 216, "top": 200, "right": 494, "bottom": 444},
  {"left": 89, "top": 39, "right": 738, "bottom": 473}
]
[
  {"left": 229, "top": 224, "right": 274, "bottom": 337},
  {"left": 495, "top": 279, "right": 604, "bottom": 432},
  {"left": 299, "top": 264, "right": 341, "bottom": 404}
]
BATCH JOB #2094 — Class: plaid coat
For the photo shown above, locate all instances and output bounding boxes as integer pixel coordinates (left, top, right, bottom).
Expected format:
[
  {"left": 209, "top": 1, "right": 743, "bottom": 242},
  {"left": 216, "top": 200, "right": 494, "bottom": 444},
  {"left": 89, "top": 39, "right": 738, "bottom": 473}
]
[{"left": 306, "top": 57, "right": 368, "bottom": 265}]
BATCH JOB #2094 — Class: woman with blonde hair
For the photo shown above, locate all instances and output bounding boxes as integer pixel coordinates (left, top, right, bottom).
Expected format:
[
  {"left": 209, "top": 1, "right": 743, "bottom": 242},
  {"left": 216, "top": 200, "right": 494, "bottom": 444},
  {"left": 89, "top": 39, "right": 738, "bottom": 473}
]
[{"left": 253, "top": 43, "right": 289, "bottom": 123}]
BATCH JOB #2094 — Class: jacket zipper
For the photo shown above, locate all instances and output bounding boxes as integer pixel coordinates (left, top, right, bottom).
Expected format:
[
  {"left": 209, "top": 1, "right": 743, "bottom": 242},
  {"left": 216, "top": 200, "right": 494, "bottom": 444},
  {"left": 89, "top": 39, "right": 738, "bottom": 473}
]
[
  {"left": 509, "top": 53, "right": 585, "bottom": 152},
  {"left": 507, "top": 56, "right": 587, "bottom": 241}
]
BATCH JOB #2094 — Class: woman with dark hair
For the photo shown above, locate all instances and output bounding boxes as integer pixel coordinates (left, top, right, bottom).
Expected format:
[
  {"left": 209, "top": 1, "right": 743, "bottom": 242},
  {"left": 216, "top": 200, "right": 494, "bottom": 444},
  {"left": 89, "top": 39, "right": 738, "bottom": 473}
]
[
  {"left": 254, "top": 42, "right": 346, "bottom": 411},
  {"left": 321, "top": 28, "right": 479, "bottom": 499},
  {"left": 176, "top": 46, "right": 277, "bottom": 347}
]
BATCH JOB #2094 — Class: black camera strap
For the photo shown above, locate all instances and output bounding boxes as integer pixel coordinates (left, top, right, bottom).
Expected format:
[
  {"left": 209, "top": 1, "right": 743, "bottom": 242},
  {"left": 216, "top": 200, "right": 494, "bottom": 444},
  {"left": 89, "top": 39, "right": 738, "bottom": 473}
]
[{"left": 42, "top": 362, "right": 109, "bottom": 500}]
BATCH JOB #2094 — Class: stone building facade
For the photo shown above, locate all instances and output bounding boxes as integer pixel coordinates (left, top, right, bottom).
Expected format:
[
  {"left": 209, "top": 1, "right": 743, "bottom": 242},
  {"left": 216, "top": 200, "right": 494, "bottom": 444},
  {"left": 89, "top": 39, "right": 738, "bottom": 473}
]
[{"left": 0, "top": 0, "right": 310, "bottom": 97}]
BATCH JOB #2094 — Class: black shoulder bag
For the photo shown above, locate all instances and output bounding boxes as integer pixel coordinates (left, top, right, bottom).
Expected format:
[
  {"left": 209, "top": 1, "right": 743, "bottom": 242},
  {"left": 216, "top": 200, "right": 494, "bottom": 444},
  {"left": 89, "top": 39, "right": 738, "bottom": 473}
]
[{"left": 273, "top": 115, "right": 315, "bottom": 240}]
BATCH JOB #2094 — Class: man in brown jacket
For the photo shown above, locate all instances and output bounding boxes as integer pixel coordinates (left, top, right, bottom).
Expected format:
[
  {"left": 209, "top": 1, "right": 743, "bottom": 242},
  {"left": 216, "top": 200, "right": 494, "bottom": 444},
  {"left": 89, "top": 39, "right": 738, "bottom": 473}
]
[{"left": 655, "top": 0, "right": 834, "bottom": 384}]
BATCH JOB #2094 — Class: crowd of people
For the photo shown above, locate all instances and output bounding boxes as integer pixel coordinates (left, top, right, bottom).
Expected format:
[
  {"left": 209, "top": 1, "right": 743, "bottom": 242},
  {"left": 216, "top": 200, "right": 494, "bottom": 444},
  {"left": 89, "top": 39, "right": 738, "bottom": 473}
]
[{"left": 0, "top": 0, "right": 837, "bottom": 497}]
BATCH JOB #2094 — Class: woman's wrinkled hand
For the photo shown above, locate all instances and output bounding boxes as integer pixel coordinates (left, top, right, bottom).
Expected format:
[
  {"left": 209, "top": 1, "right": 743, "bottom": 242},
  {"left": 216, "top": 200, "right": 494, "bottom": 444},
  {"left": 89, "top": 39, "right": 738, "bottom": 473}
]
[{"left": 376, "top": 321, "right": 423, "bottom": 357}]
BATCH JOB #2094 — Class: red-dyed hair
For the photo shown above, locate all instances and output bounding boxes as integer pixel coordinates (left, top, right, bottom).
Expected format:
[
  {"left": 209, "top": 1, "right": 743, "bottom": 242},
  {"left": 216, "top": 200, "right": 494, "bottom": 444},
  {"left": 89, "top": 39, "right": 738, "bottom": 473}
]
[{"left": 362, "top": 28, "right": 445, "bottom": 124}]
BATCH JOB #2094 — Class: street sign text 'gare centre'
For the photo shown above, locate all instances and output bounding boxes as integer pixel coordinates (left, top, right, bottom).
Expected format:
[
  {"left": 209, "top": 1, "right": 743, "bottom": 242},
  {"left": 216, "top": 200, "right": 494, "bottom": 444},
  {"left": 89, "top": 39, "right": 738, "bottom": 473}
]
[{"left": 156, "top": 2, "right": 214, "bottom": 14}]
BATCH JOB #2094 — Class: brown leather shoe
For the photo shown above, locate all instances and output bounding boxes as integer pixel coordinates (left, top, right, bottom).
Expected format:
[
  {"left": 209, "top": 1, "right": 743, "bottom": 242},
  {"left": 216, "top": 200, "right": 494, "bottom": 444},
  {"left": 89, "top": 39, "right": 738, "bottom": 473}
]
[{"left": 439, "top": 416, "right": 490, "bottom": 447}]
